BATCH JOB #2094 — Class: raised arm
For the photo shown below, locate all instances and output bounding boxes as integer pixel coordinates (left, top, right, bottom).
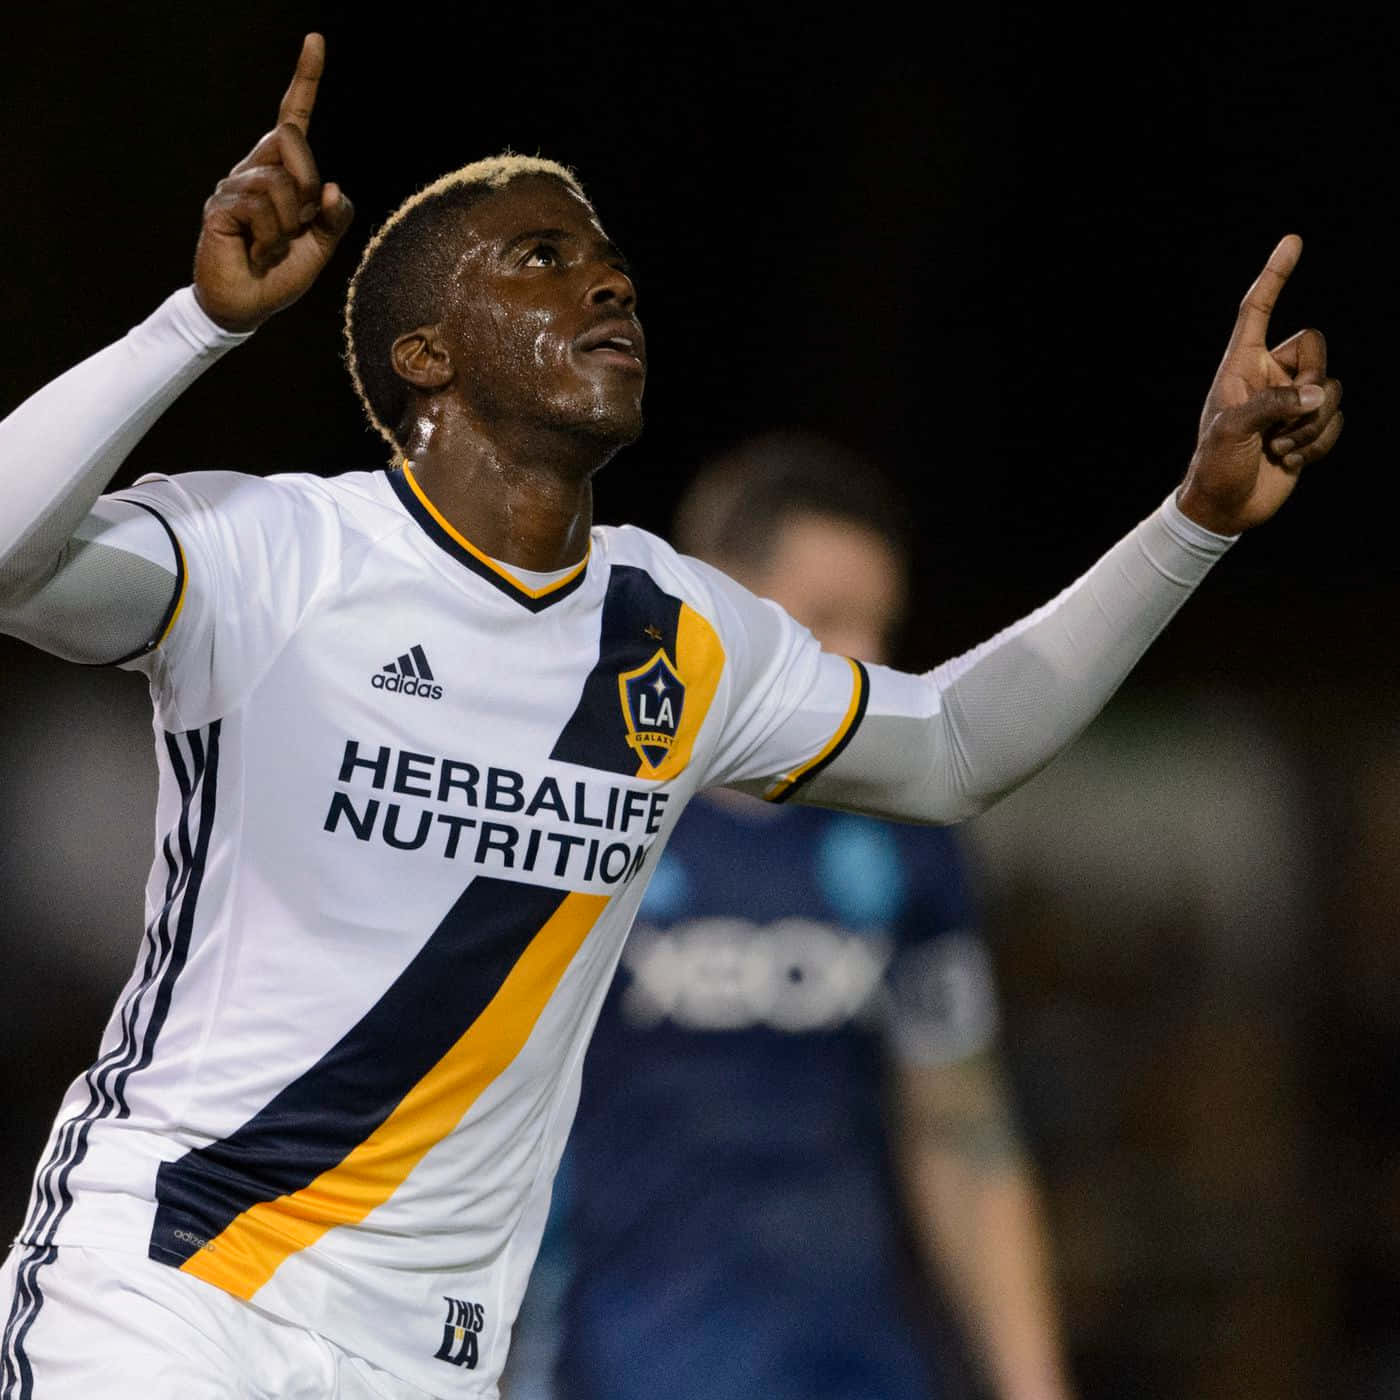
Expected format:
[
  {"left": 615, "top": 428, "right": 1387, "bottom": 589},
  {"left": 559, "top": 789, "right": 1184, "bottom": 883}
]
[
  {"left": 0, "top": 35, "right": 352, "bottom": 663},
  {"left": 192, "top": 32, "right": 353, "bottom": 333},
  {"left": 796, "top": 238, "right": 1343, "bottom": 822}
]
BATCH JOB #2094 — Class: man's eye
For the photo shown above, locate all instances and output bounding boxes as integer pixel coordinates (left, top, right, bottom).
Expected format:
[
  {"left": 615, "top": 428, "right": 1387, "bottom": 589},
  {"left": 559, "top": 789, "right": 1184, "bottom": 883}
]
[{"left": 524, "top": 245, "right": 559, "bottom": 268}]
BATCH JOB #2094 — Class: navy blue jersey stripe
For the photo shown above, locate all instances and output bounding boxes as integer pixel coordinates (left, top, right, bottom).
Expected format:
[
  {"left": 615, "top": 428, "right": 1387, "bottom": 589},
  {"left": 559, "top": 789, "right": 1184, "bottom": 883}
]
[
  {"left": 17, "top": 730, "right": 203, "bottom": 1245},
  {"left": 110, "top": 828, "right": 184, "bottom": 1118},
  {"left": 551, "top": 565, "right": 683, "bottom": 776},
  {"left": 6, "top": 725, "right": 218, "bottom": 1392},
  {"left": 32, "top": 729, "right": 203, "bottom": 1237},
  {"left": 106, "top": 740, "right": 201, "bottom": 1120},
  {"left": 16, "top": 818, "right": 183, "bottom": 1243},
  {"left": 16, "top": 825, "right": 179, "bottom": 1243},
  {"left": 112, "top": 722, "right": 220, "bottom": 1108},
  {"left": 19, "top": 724, "right": 218, "bottom": 1251},
  {"left": 166, "top": 731, "right": 197, "bottom": 869},
  {"left": 150, "top": 875, "right": 569, "bottom": 1268}
]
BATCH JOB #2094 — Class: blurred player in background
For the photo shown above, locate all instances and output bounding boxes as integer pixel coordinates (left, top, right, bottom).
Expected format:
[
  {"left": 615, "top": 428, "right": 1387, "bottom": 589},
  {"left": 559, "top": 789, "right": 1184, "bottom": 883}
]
[{"left": 516, "top": 435, "right": 1074, "bottom": 1400}]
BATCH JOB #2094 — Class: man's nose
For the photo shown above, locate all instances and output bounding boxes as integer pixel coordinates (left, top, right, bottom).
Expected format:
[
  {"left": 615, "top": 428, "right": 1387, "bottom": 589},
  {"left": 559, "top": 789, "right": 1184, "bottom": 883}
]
[{"left": 586, "top": 263, "right": 636, "bottom": 310}]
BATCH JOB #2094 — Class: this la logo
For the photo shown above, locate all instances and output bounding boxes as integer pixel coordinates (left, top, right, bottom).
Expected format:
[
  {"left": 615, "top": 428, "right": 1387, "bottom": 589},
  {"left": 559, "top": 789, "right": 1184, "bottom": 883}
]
[
  {"left": 618, "top": 649, "right": 685, "bottom": 771},
  {"left": 433, "top": 1296, "right": 483, "bottom": 1369}
]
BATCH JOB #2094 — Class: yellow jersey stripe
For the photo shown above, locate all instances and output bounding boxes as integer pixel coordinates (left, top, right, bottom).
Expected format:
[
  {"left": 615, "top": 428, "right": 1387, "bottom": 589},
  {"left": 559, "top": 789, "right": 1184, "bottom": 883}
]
[
  {"left": 156, "top": 534, "right": 189, "bottom": 647},
  {"left": 764, "top": 657, "right": 868, "bottom": 803},
  {"left": 180, "top": 889, "right": 609, "bottom": 1299},
  {"left": 635, "top": 603, "right": 726, "bottom": 782}
]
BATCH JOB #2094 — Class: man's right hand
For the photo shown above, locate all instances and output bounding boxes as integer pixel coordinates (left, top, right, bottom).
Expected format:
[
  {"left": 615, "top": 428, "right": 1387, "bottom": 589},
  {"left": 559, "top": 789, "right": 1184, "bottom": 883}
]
[{"left": 193, "top": 34, "right": 354, "bottom": 334}]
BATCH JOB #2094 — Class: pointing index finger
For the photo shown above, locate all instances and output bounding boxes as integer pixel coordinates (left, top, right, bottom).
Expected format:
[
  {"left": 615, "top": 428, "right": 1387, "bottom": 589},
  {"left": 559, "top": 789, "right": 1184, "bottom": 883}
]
[
  {"left": 1228, "top": 234, "right": 1302, "bottom": 352},
  {"left": 277, "top": 33, "right": 325, "bottom": 134}
]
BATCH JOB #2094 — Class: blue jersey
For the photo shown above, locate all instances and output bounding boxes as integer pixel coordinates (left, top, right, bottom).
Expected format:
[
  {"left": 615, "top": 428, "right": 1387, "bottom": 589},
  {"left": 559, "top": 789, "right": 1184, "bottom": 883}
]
[{"left": 553, "top": 795, "right": 998, "bottom": 1400}]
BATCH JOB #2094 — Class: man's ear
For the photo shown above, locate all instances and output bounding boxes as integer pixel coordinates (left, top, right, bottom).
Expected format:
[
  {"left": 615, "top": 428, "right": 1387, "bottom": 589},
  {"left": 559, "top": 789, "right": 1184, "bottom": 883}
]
[{"left": 390, "top": 325, "right": 455, "bottom": 391}]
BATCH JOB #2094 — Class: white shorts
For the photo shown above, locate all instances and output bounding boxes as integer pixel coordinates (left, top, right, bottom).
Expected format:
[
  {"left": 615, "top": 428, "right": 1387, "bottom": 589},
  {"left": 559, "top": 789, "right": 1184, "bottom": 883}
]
[{"left": 0, "top": 1245, "right": 440, "bottom": 1399}]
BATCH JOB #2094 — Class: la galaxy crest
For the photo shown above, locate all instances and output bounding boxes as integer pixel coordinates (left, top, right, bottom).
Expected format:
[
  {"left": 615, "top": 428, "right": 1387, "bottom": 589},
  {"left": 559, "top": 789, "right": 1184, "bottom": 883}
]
[{"left": 618, "top": 649, "right": 685, "bottom": 772}]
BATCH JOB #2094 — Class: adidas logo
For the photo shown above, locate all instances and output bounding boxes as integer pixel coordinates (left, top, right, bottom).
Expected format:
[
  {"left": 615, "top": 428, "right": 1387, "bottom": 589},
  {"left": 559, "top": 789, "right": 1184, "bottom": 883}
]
[{"left": 371, "top": 644, "right": 444, "bottom": 700}]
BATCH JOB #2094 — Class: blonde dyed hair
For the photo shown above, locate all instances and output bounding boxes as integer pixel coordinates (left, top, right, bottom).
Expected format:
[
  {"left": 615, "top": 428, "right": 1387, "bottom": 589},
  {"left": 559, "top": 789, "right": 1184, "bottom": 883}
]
[{"left": 343, "top": 154, "right": 587, "bottom": 451}]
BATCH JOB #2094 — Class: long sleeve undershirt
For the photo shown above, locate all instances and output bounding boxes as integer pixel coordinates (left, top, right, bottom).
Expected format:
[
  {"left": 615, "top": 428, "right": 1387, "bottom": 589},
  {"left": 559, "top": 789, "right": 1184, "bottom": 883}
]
[
  {"left": 796, "top": 496, "right": 1233, "bottom": 821},
  {"left": 0, "top": 288, "right": 248, "bottom": 661},
  {"left": 0, "top": 288, "right": 1235, "bottom": 820}
]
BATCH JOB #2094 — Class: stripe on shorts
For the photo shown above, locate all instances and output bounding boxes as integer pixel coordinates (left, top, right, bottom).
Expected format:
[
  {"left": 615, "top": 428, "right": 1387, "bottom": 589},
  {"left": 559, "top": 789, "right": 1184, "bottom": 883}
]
[{"left": 1, "top": 1245, "right": 56, "bottom": 1400}]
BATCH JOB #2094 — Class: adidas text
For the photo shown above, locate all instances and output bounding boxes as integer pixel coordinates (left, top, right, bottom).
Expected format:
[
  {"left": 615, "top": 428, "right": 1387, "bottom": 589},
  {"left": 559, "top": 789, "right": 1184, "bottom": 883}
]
[
  {"left": 373, "top": 644, "right": 443, "bottom": 700},
  {"left": 372, "top": 673, "right": 444, "bottom": 700}
]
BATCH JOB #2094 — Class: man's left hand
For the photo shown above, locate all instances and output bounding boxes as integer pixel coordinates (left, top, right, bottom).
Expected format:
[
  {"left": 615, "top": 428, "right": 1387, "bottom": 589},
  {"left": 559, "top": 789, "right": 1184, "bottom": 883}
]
[{"left": 1177, "top": 235, "right": 1343, "bottom": 535}]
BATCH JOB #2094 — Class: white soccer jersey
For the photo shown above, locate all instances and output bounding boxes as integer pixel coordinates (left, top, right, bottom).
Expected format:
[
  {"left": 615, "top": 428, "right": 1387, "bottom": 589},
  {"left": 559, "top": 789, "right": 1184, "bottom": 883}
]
[{"left": 12, "top": 464, "right": 867, "bottom": 1396}]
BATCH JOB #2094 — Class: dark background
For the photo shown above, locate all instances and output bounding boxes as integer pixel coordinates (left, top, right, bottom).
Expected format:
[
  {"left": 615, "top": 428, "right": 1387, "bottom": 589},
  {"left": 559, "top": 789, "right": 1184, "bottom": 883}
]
[
  {"left": 3, "top": 3, "right": 1391, "bottom": 651},
  {"left": 2, "top": 4, "right": 1397, "bottom": 1396}
]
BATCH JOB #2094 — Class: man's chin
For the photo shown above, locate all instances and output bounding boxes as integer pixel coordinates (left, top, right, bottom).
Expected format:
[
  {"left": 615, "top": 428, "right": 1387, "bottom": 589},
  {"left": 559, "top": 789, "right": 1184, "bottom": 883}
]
[{"left": 569, "top": 399, "right": 643, "bottom": 451}]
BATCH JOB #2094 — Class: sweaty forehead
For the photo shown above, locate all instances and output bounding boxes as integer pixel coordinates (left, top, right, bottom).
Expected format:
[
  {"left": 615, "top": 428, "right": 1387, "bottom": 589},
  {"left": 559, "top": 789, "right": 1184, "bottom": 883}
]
[{"left": 457, "top": 176, "right": 607, "bottom": 253}]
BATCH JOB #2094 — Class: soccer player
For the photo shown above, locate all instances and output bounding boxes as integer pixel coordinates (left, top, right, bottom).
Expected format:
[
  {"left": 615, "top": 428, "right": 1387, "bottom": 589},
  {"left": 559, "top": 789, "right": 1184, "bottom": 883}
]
[
  {"left": 546, "top": 434, "right": 1075, "bottom": 1400},
  {"left": 0, "top": 33, "right": 1342, "bottom": 1400}
]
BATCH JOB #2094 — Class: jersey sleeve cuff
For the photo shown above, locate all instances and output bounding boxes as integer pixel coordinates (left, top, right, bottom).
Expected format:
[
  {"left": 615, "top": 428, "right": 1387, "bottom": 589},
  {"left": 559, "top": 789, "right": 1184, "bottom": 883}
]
[
  {"left": 1127, "top": 490, "right": 1238, "bottom": 590},
  {"left": 1163, "top": 489, "right": 1240, "bottom": 553},
  {"left": 160, "top": 286, "right": 258, "bottom": 356}
]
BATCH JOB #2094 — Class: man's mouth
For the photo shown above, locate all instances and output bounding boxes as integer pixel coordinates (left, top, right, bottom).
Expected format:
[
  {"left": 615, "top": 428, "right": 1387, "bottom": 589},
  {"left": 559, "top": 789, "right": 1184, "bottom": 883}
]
[{"left": 575, "top": 320, "right": 646, "bottom": 372}]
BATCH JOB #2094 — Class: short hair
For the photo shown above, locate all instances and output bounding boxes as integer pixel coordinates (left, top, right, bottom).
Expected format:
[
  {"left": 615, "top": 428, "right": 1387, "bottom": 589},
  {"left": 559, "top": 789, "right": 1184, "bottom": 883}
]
[
  {"left": 673, "top": 431, "right": 910, "bottom": 574},
  {"left": 343, "top": 154, "right": 587, "bottom": 453}
]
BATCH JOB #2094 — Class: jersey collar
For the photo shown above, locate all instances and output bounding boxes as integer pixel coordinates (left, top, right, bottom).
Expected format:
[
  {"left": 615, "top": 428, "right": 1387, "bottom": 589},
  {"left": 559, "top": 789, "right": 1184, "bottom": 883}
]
[{"left": 387, "top": 464, "right": 590, "bottom": 613}]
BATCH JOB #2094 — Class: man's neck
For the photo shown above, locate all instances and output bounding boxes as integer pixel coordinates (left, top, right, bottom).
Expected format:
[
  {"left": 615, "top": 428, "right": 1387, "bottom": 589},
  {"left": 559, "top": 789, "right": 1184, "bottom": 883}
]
[{"left": 403, "top": 411, "right": 610, "bottom": 572}]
